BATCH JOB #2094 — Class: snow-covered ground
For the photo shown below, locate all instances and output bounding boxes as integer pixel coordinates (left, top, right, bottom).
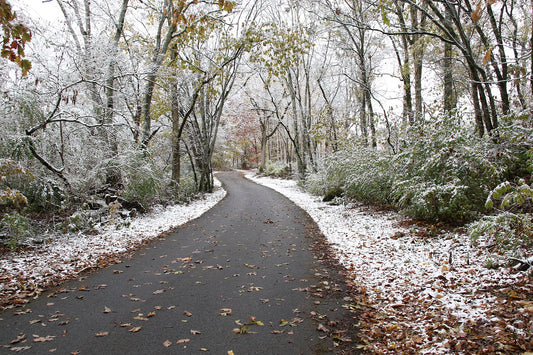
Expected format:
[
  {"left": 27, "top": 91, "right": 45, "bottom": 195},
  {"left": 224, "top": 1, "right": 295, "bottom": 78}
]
[
  {"left": 244, "top": 171, "right": 532, "bottom": 354},
  {"left": 0, "top": 179, "right": 226, "bottom": 307}
]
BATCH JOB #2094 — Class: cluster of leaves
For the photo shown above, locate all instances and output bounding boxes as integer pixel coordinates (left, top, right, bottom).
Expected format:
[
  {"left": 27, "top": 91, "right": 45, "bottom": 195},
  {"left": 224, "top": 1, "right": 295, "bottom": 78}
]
[
  {"left": 0, "top": 159, "right": 32, "bottom": 210},
  {"left": 246, "top": 22, "right": 312, "bottom": 81},
  {"left": 0, "top": 0, "right": 31, "bottom": 75}
]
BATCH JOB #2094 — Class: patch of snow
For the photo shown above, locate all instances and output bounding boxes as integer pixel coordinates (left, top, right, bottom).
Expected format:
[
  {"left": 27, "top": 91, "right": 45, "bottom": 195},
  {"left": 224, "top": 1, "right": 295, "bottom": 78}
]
[{"left": 0, "top": 178, "right": 226, "bottom": 304}]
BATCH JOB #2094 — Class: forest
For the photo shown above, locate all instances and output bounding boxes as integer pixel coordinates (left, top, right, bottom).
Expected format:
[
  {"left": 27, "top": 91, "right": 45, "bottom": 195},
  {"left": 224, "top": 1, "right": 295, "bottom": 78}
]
[{"left": 0, "top": 0, "right": 532, "bottom": 267}]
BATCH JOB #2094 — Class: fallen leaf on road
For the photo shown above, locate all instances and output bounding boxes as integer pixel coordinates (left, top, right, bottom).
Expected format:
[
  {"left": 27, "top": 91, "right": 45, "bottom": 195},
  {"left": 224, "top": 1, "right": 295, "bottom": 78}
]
[
  {"left": 184, "top": 311, "right": 192, "bottom": 317},
  {"left": 177, "top": 339, "right": 190, "bottom": 344},
  {"left": 95, "top": 332, "right": 109, "bottom": 337},
  {"left": 10, "top": 333, "right": 26, "bottom": 344},
  {"left": 103, "top": 306, "right": 112, "bottom": 313},
  {"left": 219, "top": 308, "right": 232, "bottom": 316},
  {"left": 153, "top": 289, "right": 165, "bottom": 295},
  {"left": 118, "top": 323, "right": 131, "bottom": 327},
  {"left": 128, "top": 327, "right": 142, "bottom": 333},
  {"left": 317, "top": 323, "right": 329, "bottom": 333},
  {"left": 190, "top": 330, "right": 201, "bottom": 335},
  {"left": 227, "top": 351, "right": 234, "bottom": 355},
  {"left": 9, "top": 346, "right": 32, "bottom": 352},
  {"left": 13, "top": 309, "right": 31, "bottom": 315},
  {"left": 163, "top": 340, "right": 172, "bottom": 348},
  {"left": 33, "top": 335, "right": 55, "bottom": 342}
]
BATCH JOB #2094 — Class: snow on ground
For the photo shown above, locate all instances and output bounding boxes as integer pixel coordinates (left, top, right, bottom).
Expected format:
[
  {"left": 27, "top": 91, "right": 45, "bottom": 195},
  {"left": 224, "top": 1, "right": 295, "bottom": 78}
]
[
  {"left": 244, "top": 171, "right": 532, "bottom": 353},
  {"left": 0, "top": 179, "right": 226, "bottom": 307}
]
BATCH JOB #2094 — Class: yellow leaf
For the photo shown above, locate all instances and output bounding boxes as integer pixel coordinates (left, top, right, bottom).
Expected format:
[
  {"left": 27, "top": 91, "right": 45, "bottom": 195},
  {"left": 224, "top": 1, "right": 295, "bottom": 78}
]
[
  {"left": 228, "top": 351, "right": 235, "bottom": 355},
  {"left": 129, "top": 326, "right": 142, "bottom": 333}
]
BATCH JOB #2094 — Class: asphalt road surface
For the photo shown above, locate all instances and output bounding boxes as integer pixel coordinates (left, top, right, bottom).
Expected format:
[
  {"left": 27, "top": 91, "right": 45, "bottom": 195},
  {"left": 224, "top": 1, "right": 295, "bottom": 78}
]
[{"left": 0, "top": 171, "right": 356, "bottom": 354}]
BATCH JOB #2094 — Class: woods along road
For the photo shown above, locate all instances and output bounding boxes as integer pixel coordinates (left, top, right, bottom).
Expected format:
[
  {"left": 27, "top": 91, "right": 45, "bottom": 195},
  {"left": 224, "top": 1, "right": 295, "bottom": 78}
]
[{"left": 0, "top": 171, "right": 358, "bottom": 354}]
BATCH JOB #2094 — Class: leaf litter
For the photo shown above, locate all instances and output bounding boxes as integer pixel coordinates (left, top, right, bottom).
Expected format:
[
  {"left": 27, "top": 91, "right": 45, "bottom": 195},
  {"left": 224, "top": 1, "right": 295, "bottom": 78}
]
[{"left": 245, "top": 171, "right": 533, "bottom": 354}]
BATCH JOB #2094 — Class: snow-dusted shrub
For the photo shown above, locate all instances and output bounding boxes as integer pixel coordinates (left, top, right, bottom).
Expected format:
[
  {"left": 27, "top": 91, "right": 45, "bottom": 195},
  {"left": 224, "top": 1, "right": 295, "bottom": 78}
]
[
  {"left": 120, "top": 151, "right": 165, "bottom": 208},
  {"left": 62, "top": 209, "right": 95, "bottom": 234},
  {"left": 391, "top": 117, "right": 505, "bottom": 223},
  {"left": 485, "top": 178, "right": 533, "bottom": 212},
  {"left": 168, "top": 175, "right": 198, "bottom": 204},
  {"left": 263, "top": 160, "right": 291, "bottom": 178},
  {"left": 391, "top": 178, "right": 474, "bottom": 222},
  {"left": 469, "top": 212, "right": 533, "bottom": 261},
  {"left": 0, "top": 211, "right": 31, "bottom": 249},
  {"left": 306, "top": 144, "right": 392, "bottom": 205},
  {"left": 23, "top": 178, "right": 66, "bottom": 212}
]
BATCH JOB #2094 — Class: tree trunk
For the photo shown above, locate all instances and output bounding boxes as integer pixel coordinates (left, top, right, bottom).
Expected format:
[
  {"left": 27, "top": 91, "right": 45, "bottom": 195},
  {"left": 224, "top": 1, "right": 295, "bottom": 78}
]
[{"left": 443, "top": 40, "right": 456, "bottom": 113}]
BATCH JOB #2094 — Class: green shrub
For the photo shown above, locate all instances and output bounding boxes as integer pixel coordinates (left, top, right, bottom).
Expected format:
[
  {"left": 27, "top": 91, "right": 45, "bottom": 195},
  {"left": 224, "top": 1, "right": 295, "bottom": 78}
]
[
  {"left": 390, "top": 117, "right": 507, "bottom": 222},
  {"left": 305, "top": 144, "right": 392, "bottom": 205},
  {"left": 120, "top": 151, "right": 164, "bottom": 208},
  {"left": 0, "top": 211, "right": 32, "bottom": 249},
  {"left": 63, "top": 209, "right": 95, "bottom": 233},
  {"left": 23, "top": 178, "right": 66, "bottom": 212},
  {"left": 469, "top": 212, "right": 533, "bottom": 258},
  {"left": 263, "top": 160, "right": 291, "bottom": 178}
]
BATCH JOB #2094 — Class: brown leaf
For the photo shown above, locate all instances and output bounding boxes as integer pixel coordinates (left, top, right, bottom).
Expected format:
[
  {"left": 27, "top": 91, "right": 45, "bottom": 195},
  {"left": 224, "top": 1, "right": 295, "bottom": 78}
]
[
  {"left": 317, "top": 323, "right": 329, "bottom": 333},
  {"left": 33, "top": 335, "right": 55, "bottom": 342},
  {"left": 184, "top": 311, "right": 192, "bottom": 317},
  {"left": 10, "top": 346, "right": 32, "bottom": 352},
  {"left": 177, "top": 339, "right": 190, "bottom": 344},
  {"left": 13, "top": 308, "right": 32, "bottom": 315},
  {"left": 128, "top": 326, "right": 142, "bottom": 333},
  {"left": 10, "top": 333, "right": 26, "bottom": 344},
  {"left": 190, "top": 329, "right": 201, "bottom": 335},
  {"left": 153, "top": 289, "right": 165, "bottom": 295},
  {"left": 95, "top": 332, "right": 109, "bottom": 337},
  {"left": 103, "top": 306, "right": 112, "bottom": 314}
]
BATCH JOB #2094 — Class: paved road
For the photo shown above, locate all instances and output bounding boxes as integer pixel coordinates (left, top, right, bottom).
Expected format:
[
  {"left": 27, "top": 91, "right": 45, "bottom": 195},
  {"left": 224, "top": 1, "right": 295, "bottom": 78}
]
[{"left": 0, "top": 171, "right": 356, "bottom": 354}]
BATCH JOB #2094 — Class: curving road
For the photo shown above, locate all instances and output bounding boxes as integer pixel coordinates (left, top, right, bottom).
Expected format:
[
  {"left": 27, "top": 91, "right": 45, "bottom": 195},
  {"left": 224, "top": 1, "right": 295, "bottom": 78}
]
[{"left": 0, "top": 171, "right": 357, "bottom": 354}]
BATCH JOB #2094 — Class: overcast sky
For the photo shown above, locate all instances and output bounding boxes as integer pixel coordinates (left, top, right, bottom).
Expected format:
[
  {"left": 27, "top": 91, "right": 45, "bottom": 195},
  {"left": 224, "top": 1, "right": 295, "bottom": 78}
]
[{"left": 15, "top": 0, "right": 61, "bottom": 22}]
